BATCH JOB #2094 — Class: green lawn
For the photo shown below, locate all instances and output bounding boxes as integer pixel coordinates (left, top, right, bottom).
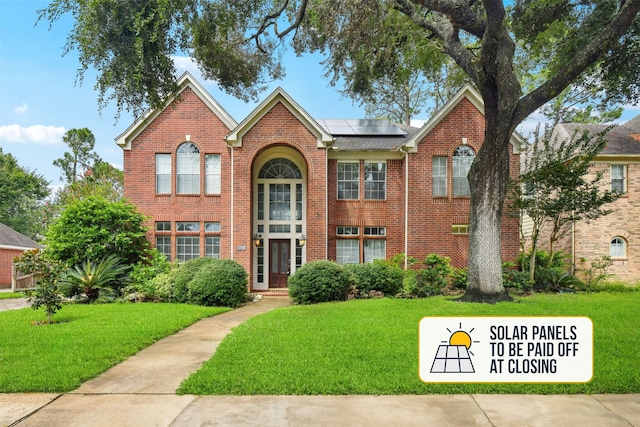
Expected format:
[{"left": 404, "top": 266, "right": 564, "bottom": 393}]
[
  {"left": 178, "top": 292, "right": 640, "bottom": 395},
  {"left": 0, "top": 292, "right": 24, "bottom": 300},
  {"left": 0, "top": 303, "right": 227, "bottom": 392}
]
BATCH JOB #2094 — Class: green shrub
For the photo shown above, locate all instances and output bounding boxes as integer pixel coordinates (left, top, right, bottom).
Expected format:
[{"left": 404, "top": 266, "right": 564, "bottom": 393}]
[
  {"left": 59, "top": 255, "right": 129, "bottom": 303},
  {"left": 289, "top": 260, "right": 353, "bottom": 304},
  {"left": 502, "top": 262, "right": 532, "bottom": 293},
  {"left": 124, "top": 249, "right": 172, "bottom": 301},
  {"left": 404, "top": 254, "right": 451, "bottom": 297},
  {"left": 187, "top": 259, "right": 248, "bottom": 307},
  {"left": 450, "top": 267, "right": 468, "bottom": 290},
  {"left": 345, "top": 260, "right": 404, "bottom": 296},
  {"left": 171, "top": 257, "right": 219, "bottom": 303},
  {"left": 517, "top": 249, "right": 574, "bottom": 292}
]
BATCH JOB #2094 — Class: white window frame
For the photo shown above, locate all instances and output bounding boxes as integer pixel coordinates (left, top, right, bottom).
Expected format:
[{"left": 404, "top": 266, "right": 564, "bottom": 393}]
[
  {"left": 156, "top": 154, "right": 171, "bottom": 194},
  {"left": 337, "top": 161, "right": 360, "bottom": 200},
  {"left": 453, "top": 146, "right": 475, "bottom": 197},
  {"left": 205, "top": 154, "right": 221, "bottom": 194},
  {"left": 610, "top": 164, "right": 627, "bottom": 194},
  {"left": 177, "top": 143, "right": 200, "bottom": 195},
  {"left": 364, "top": 161, "right": 386, "bottom": 200},
  {"left": 432, "top": 156, "right": 447, "bottom": 197},
  {"left": 337, "top": 239, "right": 360, "bottom": 264},
  {"left": 610, "top": 237, "right": 627, "bottom": 258},
  {"left": 177, "top": 236, "right": 200, "bottom": 261}
]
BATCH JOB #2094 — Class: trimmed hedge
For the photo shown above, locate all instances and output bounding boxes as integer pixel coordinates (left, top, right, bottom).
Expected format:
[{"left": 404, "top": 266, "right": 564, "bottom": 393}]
[
  {"left": 187, "top": 259, "right": 248, "bottom": 308},
  {"left": 288, "top": 260, "right": 353, "bottom": 304},
  {"left": 345, "top": 260, "right": 404, "bottom": 296}
]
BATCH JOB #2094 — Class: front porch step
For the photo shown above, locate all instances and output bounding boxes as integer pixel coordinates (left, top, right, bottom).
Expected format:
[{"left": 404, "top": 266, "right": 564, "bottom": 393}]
[{"left": 255, "top": 289, "right": 289, "bottom": 297}]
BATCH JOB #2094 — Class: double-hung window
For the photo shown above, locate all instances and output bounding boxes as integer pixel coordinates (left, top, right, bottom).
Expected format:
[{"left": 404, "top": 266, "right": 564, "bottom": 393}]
[
  {"left": 364, "top": 227, "right": 386, "bottom": 263},
  {"left": 336, "top": 226, "right": 359, "bottom": 264},
  {"left": 364, "top": 161, "right": 386, "bottom": 200},
  {"left": 453, "top": 146, "right": 475, "bottom": 197},
  {"left": 156, "top": 154, "right": 171, "bottom": 193},
  {"left": 177, "top": 143, "right": 200, "bottom": 194},
  {"left": 205, "top": 154, "right": 221, "bottom": 194},
  {"left": 611, "top": 165, "right": 627, "bottom": 194},
  {"left": 432, "top": 157, "right": 447, "bottom": 196},
  {"left": 337, "top": 162, "right": 359, "bottom": 200}
]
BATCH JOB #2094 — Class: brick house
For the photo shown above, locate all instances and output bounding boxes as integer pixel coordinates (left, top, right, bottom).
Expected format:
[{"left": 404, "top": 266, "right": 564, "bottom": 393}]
[
  {"left": 0, "top": 222, "right": 40, "bottom": 289},
  {"left": 116, "top": 73, "right": 522, "bottom": 292},
  {"left": 533, "top": 116, "right": 640, "bottom": 282}
]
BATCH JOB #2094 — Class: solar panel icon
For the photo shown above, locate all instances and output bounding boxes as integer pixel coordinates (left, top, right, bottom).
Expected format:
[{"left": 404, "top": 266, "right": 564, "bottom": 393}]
[{"left": 430, "top": 344, "right": 476, "bottom": 373}]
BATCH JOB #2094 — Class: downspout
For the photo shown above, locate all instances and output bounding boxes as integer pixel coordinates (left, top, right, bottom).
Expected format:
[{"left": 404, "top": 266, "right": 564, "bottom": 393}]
[
  {"left": 398, "top": 145, "right": 409, "bottom": 270},
  {"left": 326, "top": 151, "right": 329, "bottom": 259},
  {"left": 229, "top": 144, "right": 234, "bottom": 260}
]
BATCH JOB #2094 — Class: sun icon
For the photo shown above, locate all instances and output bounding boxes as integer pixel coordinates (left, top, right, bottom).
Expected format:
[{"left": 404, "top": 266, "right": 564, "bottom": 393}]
[{"left": 445, "top": 323, "right": 479, "bottom": 354}]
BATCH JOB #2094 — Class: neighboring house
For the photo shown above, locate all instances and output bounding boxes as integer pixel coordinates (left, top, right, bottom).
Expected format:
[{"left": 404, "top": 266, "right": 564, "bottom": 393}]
[
  {"left": 0, "top": 222, "right": 40, "bottom": 288},
  {"left": 535, "top": 116, "right": 640, "bottom": 282},
  {"left": 116, "top": 73, "right": 523, "bottom": 293}
]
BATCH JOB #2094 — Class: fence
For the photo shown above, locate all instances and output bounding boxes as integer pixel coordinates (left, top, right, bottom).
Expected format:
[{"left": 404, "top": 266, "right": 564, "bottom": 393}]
[{"left": 11, "top": 265, "right": 35, "bottom": 292}]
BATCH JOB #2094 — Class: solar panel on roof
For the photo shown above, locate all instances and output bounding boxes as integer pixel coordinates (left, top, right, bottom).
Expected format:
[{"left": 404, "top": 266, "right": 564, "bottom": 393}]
[{"left": 317, "top": 118, "right": 407, "bottom": 136}]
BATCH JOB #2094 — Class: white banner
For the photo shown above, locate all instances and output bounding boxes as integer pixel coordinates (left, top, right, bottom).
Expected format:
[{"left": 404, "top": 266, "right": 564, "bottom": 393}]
[{"left": 419, "top": 317, "right": 593, "bottom": 383}]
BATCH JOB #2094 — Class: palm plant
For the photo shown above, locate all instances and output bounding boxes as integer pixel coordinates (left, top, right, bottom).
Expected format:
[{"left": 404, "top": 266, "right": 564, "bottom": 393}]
[{"left": 60, "top": 255, "right": 129, "bottom": 302}]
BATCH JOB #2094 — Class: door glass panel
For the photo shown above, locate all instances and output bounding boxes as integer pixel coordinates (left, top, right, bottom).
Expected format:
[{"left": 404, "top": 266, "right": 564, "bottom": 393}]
[{"left": 269, "top": 183, "right": 291, "bottom": 220}]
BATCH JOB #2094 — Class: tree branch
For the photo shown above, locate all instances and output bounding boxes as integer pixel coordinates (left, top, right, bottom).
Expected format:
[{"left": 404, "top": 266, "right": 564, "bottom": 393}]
[{"left": 514, "top": 0, "right": 640, "bottom": 125}]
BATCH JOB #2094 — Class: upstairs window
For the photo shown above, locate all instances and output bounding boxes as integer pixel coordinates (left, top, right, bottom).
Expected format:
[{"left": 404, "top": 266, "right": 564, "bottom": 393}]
[
  {"left": 156, "top": 154, "right": 171, "bottom": 194},
  {"left": 205, "top": 154, "right": 221, "bottom": 194},
  {"left": 453, "top": 146, "right": 475, "bottom": 197},
  {"left": 611, "top": 165, "right": 627, "bottom": 194},
  {"left": 177, "top": 142, "right": 200, "bottom": 194},
  {"left": 432, "top": 157, "right": 447, "bottom": 196},
  {"left": 338, "top": 162, "right": 360, "bottom": 200},
  {"left": 364, "top": 161, "right": 386, "bottom": 200}
]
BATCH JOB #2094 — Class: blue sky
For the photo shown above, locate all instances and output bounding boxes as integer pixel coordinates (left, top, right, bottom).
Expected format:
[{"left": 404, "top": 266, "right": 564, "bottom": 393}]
[{"left": 1, "top": 1, "right": 638, "bottom": 191}]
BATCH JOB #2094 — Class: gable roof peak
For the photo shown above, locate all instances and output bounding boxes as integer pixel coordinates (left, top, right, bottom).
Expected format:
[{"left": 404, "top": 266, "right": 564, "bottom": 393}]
[{"left": 115, "top": 72, "right": 237, "bottom": 150}]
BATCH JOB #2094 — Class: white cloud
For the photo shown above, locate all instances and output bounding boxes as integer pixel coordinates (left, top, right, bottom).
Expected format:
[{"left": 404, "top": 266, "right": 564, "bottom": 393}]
[
  {"left": 14, "top": 102, "right": 28, "bottom": 114},
  {"left": 0, "top": 124, "right": 65, "bottom": 144},
  {"left": 172, "top": 55, "right": 220, "bottom": 87}
]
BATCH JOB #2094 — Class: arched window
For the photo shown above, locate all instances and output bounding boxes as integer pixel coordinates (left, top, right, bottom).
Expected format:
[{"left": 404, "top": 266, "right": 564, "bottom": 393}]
[
  {"left": 453, "top": 146, "right": 475, "bottom": 196},
  {"left": 610, "top": 237, "right": 627, "bottom": 258},
  {"left": 259, "top": 158, "right": 302, "bottom": 179},
  {"left": 177, "top": 142, "right": 200, "bottom": 194}
]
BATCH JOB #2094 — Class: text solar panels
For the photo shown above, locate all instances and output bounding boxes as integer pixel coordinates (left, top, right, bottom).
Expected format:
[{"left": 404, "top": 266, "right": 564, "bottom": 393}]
[
  {"left": 317, "top": 119, "right": 407, "bottom": 136},
  {"left": 430, "top": 345, "right": 475, "bottom": 373}
]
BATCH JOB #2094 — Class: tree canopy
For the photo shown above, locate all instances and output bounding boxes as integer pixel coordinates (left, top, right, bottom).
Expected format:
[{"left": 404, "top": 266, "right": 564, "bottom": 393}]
[
  {"left": 53, "top": 128, "right": 101, "bottom": 184},
  {"left": 0, "top": 148, "right": 50, "bottom": 239},
  {"left": 40, "top": 0, "right": 640, "bottom": 301}
]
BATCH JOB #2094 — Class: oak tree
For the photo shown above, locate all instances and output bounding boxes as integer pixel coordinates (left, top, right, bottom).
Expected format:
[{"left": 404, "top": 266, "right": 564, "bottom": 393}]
[{"left": 40, "top": 0, "right": 640, "bottom": 302}]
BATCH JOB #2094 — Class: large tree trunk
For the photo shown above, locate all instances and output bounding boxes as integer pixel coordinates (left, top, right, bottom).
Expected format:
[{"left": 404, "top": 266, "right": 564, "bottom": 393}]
[{"left": 459, "top": 113, "right": 514, "bottom": 303}]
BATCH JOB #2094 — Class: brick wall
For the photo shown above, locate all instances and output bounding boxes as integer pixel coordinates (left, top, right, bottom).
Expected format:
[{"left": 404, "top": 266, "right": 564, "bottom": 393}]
[
  {"left": 536, "top": 161, "right": 640, "bottom": 282},
  {"left": 0, "top": 249, "right": 22, "bottom": 288},
  {"left": 405, "top": 98, "right": 520, "bottom": 267}
]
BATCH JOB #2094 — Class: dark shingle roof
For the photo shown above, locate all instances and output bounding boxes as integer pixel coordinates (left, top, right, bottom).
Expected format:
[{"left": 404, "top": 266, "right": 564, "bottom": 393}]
[
  {"left": 555, "top": 115, "right": 640, "bottom": 155},
  {"left": 321, "top": 120, "right": 421, "bottom": 151},
  {"left": 0, "top": 222, "right": 40, "bottom": 249}
]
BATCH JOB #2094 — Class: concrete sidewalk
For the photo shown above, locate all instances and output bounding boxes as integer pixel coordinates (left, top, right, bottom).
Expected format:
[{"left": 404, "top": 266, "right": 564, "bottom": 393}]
[{"left": 1, "top": 297, "right": 639, "bottom": 426}]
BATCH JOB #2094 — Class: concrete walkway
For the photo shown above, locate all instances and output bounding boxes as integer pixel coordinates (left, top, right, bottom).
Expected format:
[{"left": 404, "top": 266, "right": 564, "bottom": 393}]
[{"left": 1, "top": 297, "right": 639, "bottom": 426}]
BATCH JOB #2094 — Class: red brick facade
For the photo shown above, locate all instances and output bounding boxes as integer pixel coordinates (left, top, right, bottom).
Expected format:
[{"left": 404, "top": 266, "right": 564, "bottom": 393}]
[
  {"left": 118, "top": 74, "right": 522, "bottom": 291},
  {"left": 0, "top": 249, "right": 22, "bottom": 287}
]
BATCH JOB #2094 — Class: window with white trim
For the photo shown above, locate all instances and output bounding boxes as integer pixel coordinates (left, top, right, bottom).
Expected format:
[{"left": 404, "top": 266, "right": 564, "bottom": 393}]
[
  {"left": 364, "top": 161, "right": 386, "bottom": 200},
  {"left": 610, "top": 237, "right": 626, "bottom": 258},
  {"left": 453, "top": 146, "right": 475, "bottom": 197},
  {"left": 156, "top": 236, "right": 171, "bottom": 260},
  {"left": 177, "top": 142, "right": 200, "bottom": 194},
  {"left": 364, "top": 227, "right": 386, "bottom": 263},
  {"left": 432, "top": 156, "right": 447, "bottom": 196},
  {"left": 337, "top": 162, "right": 359, "bottom": 200},
  {"left": 611, "top": 165, "right": 627, "bottom": 194},
  {"left": 337, "top": 240, "right": 359, "bottom": 264},
  {"left": 156, "top": 154, "right": 171, "bottom": 194},
  {"left": 205, "top": 154, "right": 221, "bottom": 194},
  {"left": 177, "top": 236, "right": 200, "bottom": 261}
]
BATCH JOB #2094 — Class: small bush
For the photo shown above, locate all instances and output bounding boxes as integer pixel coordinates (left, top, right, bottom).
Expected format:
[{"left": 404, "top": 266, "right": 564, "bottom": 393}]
[
  {"left": 404, "top": 254, "right": 451, "bottom": 298},
  {"left": 187, "top": 259, "right": 248, "bottom": 307},
  {"left": 171, "top": 257, "right": 220, "bottom": 303},
  {"left": 502, "top": 263, "right": 532, "bottom": 293},
  {"left": 450, "top": 267, "right": 468, "bottom": 290},
  {"left": 517, "top": 249, "right": 574, "bottom": 292},
  {"left": 344, "top": 260, "right": 404, "bottom": 297},
  {"left": 288, "top": 260, "right": 353, "bottom": 304},
  {"left": 125, "top": 249, "right": 172, "bottom": 300}
]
